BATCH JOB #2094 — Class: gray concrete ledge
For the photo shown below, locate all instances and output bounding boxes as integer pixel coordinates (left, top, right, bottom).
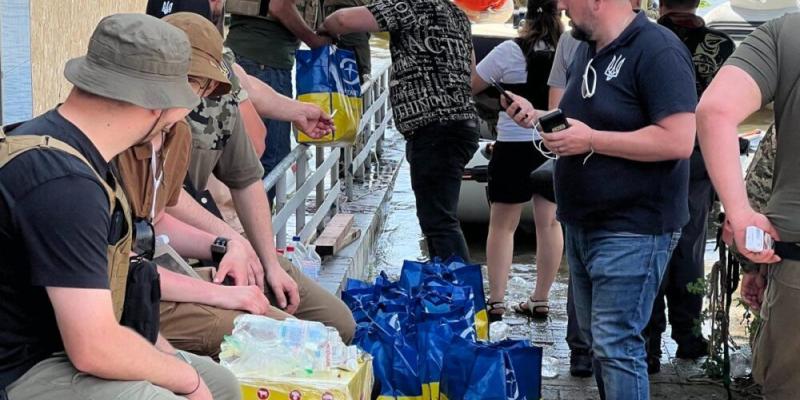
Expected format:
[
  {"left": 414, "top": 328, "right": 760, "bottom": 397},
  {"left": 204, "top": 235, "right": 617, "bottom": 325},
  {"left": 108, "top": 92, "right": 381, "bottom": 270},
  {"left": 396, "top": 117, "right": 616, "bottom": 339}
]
[{"left": 317, "top": 131, "right": 405, "bottom": 295}]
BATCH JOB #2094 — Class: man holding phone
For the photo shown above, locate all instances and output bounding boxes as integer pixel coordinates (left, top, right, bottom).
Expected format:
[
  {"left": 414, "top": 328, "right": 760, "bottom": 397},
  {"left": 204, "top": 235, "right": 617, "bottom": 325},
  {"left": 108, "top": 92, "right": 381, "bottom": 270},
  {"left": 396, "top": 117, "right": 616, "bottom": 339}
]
[{"left": 507, "top": 1, "right": 697, "bottom": 397}]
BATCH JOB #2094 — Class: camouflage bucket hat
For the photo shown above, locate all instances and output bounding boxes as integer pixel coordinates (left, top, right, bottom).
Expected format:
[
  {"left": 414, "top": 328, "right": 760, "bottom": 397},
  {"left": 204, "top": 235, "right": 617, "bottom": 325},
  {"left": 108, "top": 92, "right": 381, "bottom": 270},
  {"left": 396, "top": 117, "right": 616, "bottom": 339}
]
[
  {"left": 64, "top": 13, "right": 199, "bottom": 110},
  {"left": 163, "top": 12, "right": 232, "bottom": 97}
]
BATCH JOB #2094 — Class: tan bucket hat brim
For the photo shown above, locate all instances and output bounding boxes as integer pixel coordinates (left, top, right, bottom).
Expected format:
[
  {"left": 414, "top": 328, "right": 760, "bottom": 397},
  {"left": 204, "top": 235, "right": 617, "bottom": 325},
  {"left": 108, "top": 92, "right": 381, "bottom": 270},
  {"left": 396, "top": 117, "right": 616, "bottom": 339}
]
[{"left": 189, "top": 48, "right": 232, "bottom": 98}]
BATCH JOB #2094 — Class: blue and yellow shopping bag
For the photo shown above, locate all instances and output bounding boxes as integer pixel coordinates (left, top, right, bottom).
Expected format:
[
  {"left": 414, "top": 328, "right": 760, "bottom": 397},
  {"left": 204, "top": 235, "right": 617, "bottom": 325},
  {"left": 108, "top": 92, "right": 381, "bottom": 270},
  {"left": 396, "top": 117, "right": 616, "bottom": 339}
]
[
  {"left": 440, "top": 337, "right": 543, "bottom": 400},
  {"left": 295, "top": 45, "right": 362, "bottom": 145},
  {"left": 399, "top": 257, "right": 490, "bottom": 340}
]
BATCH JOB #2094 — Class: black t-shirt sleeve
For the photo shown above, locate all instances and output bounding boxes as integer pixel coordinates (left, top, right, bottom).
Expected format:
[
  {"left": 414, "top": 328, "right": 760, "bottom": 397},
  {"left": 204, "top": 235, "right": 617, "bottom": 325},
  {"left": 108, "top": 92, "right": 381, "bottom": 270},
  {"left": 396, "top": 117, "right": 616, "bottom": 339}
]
[
  {"left": 725, "top": 19, "right": 779, "bottom": 107},
  {"left": 15, "top": 176, "right": 111, "bottom": 289},
  {"left": 366, "top": 0, "right": 417, "bottom": 33},
  {"left": 637, "top": 46, "right": 698, "bottom": 124}
]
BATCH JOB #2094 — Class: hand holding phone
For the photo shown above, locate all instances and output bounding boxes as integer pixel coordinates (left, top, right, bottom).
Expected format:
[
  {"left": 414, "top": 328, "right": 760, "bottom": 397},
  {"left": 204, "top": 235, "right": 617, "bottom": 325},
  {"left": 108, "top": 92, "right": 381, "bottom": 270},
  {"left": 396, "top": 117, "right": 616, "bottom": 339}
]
[
  {"left": 489, "top": 78, "right": 514, "bottom": 106},
  {"left": 745, "top": 226, "right": 774, "bottom": 253},
  {"left": 538, "top": 109, "right": 570, "bottom": 134}
]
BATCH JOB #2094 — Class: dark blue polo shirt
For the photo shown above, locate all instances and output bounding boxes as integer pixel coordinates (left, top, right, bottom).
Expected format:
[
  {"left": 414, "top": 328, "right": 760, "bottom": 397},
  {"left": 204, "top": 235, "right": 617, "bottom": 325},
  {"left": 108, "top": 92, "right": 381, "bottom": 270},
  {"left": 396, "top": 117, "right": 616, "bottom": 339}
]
[{"left": 555, "top": 12, "right": 697, "bottom": 235}]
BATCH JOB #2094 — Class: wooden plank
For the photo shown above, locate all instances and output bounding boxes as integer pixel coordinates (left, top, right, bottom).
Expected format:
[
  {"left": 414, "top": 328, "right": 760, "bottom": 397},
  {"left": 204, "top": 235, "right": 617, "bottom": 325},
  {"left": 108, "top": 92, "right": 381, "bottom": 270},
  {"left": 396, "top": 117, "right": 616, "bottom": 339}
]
[{"left": 314, "top": 214, "right": 356, "bottom": 256}]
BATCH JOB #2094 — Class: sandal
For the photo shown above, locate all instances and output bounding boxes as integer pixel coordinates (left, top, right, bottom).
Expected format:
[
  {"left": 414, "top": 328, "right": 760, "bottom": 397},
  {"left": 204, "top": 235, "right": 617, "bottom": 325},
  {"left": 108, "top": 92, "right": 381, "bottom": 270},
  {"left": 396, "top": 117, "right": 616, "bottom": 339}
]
[
  {"left": 487, "top": 301, "right": 507, "bottom": 323},
  {"left": 512, "top": 297, "right": 550, "bottom": 320}
]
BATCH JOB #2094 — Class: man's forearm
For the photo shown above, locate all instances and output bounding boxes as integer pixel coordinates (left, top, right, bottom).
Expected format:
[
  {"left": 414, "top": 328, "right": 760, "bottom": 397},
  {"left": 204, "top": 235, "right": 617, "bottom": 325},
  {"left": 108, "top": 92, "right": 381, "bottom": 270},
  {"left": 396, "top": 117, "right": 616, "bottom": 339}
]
[
  {"left": 592, "top": 115, "right": 695, "bottom": 162},
  {"left": 548, "top": 87, "right": 565, "bottom": 110},
  {"left": 89, "top": 326, "right": 198, "bottom": 393},
  {"left": 697, "top": 115, "right": 751, "bottom": 215},
  {"left": 158, "top": 266, "right": 221, "bottom": 305},
  {"left": 231, "top": 181, "right": 282, "bottom": 270},
  {"left": 154, "top": 211, "right": 215, "bottom": 260}
]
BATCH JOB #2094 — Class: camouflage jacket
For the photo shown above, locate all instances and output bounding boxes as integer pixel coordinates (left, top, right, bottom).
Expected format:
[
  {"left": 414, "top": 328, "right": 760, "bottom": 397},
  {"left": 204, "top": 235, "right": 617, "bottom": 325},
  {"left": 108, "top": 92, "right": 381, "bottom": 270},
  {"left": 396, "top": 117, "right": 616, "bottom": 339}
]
[
  {"left": 189, "top": 47, "right": 248, "bottom": 152},
  {"left": 185, "top": 47, "right": 264, "bottom": 191},
  {"left": 736, "top": 124, "right": 777, "bottom": 272}
]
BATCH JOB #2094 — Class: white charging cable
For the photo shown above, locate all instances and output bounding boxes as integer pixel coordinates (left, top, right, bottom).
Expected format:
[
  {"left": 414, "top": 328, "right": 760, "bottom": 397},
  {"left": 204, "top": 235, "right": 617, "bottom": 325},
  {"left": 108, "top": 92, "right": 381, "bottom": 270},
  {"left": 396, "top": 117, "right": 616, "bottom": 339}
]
[{"left": 532, "top": 123, "right": 557, "bottom": 160}]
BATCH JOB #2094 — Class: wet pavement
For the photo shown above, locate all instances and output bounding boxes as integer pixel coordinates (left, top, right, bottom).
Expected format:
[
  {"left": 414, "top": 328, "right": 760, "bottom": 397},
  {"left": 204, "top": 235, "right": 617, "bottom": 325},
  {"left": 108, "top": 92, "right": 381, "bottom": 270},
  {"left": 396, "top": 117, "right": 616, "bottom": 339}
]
[{"left": 367, "top": 131, "right": 760, "bottom": 399}]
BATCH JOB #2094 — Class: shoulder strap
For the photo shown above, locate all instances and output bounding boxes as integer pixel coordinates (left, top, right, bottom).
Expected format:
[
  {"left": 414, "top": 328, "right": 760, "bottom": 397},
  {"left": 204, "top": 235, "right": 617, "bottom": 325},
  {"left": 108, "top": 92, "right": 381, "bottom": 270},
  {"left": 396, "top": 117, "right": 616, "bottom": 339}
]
[{"left": 0, "top": 134, "right": 115, "bottom": 211}]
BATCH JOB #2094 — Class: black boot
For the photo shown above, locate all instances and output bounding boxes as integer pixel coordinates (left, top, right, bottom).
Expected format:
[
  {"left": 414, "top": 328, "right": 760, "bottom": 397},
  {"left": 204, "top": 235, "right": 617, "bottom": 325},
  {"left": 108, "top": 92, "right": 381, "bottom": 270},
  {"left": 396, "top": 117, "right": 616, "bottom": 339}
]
[{"left": 676, "top": 337, "right": 710, "bottom": 360}]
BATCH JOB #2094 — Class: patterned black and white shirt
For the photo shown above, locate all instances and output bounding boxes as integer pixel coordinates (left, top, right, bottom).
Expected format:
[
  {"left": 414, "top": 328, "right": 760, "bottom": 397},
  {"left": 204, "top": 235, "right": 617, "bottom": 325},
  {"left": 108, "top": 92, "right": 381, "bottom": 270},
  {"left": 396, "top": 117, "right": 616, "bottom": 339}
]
[{"left": 367, "top": 0, "right": 478, "bottom": 135}]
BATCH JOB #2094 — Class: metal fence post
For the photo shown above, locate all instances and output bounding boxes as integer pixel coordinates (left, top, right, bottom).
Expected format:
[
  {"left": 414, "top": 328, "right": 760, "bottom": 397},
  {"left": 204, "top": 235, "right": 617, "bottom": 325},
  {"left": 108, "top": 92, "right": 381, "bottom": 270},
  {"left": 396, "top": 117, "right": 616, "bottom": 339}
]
[
  {"left": 295, "top": 145, "right": 308, "bottom": 236},
  {"left": 375, "top": 73, "right": 385, "bottom": 157},
  {"left": 275, "top": 173, "right": 288, "bottom": 249},
  {"left": 344, "top": 145, "right": 354, "bottom": 199},
  {"left": 331, "top": 146, "right": 341, "bottom": 209},
  {"left": 315, "top": 146, "right": 325, "bottom": 209}
]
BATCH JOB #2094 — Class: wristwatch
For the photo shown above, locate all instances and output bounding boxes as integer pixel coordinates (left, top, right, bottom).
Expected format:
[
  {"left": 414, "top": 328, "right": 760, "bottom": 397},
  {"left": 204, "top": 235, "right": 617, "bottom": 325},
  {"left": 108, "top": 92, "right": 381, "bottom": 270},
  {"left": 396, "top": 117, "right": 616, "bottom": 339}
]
[{"left": 210, "top": 237, "right": 229, "bottom": 264}]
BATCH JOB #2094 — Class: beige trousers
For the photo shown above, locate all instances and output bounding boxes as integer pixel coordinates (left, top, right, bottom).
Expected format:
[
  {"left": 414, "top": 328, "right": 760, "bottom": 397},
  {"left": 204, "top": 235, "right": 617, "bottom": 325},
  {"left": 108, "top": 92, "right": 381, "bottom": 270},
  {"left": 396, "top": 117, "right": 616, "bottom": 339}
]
[{"left": 160, "top": 257, "right": 355, "bottom": 358}]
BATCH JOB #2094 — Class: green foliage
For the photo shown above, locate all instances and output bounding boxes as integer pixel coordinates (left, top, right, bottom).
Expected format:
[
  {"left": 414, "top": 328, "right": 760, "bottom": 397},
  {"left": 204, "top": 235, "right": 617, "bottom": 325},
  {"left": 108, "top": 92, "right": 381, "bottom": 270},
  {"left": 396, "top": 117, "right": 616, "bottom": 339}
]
[{"left": 687, "top": 276, "right": 708, "bottom": 296}]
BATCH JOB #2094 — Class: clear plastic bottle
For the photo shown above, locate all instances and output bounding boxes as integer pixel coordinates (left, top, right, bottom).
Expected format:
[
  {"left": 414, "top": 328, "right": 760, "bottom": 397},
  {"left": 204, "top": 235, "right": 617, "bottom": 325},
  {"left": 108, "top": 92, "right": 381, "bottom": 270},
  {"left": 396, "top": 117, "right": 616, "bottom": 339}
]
[{"left": 292, "top": 236, "right": 321, "bottom": 280}]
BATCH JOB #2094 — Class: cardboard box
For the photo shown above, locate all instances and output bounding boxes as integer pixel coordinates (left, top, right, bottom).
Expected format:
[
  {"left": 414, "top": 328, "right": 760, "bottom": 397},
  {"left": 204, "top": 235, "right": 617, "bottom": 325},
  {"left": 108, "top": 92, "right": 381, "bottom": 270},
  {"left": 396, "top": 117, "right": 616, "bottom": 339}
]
[{"left": 240, "top": 359, "right": 373, "bottom": 400}]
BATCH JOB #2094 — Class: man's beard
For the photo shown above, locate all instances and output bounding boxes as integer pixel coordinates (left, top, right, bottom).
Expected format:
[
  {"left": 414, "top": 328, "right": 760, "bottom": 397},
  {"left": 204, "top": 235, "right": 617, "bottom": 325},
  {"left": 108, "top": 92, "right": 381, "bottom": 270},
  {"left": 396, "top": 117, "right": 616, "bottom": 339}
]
[
  {"left": 569, "top": 20, "right": 593, "bottom": 42},
  {"left": 570, "top": 25, "right": 592, "bottom": 41}
]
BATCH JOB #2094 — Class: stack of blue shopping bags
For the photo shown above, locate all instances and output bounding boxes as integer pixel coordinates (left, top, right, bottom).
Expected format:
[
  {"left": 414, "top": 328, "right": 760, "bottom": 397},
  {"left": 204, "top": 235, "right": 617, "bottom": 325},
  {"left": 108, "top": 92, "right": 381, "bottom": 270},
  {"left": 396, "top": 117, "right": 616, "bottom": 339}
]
[{"left": 342, "top": 257, "right": 544, "bottom": 400}]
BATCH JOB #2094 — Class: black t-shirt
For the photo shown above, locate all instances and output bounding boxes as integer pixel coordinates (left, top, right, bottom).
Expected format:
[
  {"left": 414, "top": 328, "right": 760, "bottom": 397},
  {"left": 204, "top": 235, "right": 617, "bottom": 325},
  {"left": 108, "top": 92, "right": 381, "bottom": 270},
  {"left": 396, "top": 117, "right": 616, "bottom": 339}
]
[
  {"left": 555, "top": 12, "right": 698, "bottom": 234},
  {"left": 0, "top": 110, "right": 116, "bottom": 389},
  {"left": 366, "top": 0, "right": 478, "bottom": 135},
  {"left": 145, "top": 0, "right": 211, "bottom": 19},
  {"left": 659, "top": 12, "right": 735, "bottom": 181}
]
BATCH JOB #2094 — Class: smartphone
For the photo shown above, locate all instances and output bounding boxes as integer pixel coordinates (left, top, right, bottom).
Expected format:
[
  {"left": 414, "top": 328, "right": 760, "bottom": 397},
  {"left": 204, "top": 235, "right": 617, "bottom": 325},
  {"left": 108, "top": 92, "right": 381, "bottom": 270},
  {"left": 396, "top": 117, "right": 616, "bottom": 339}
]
[
  {"left": 745, "top": 226, "right": 774, "bottom": 253},
  {"left": 538, "top": 109, "right": 570, "bottom": 134},
  {"left": 489, "top": 78, "right": 514, "bottom": 105}
]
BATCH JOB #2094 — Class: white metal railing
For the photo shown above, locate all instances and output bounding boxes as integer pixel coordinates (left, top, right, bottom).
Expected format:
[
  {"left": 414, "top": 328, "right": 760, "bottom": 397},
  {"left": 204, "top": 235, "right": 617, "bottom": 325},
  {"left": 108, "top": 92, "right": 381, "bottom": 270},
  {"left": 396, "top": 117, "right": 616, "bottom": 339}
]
[{"left": 263, "top": 62, "right": 392, "bottom": 249}]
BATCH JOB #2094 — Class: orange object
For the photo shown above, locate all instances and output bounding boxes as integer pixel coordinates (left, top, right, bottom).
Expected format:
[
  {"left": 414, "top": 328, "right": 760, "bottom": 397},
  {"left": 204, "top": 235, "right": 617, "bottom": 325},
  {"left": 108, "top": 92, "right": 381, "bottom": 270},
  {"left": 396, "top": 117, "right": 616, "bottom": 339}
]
[{"left": 454, "top": 0, "right": 509, "bottom": 12}]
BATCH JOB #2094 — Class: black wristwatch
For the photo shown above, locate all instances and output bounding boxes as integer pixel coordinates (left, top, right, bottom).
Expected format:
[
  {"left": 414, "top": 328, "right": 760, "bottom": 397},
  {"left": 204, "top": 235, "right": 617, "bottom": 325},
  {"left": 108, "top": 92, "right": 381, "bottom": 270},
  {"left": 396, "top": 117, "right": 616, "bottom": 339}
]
[{"left": 210, "top": 237, "right": 229, "bottom": 264}]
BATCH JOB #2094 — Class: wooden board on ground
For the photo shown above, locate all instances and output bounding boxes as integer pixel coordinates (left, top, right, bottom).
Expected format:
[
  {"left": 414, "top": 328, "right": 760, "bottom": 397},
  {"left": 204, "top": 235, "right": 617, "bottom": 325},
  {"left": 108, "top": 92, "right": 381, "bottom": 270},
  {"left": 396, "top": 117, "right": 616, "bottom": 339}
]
[{"left": 315, "top": 214, "right": 360, "bottom": 256}]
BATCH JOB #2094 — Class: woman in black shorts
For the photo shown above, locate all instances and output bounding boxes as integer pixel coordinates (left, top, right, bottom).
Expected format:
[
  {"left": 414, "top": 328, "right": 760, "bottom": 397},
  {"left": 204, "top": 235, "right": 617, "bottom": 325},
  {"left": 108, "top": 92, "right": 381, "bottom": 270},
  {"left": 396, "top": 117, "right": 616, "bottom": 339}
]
[{"left": 471, "top": 0, "right": 562, "bottom": 321}]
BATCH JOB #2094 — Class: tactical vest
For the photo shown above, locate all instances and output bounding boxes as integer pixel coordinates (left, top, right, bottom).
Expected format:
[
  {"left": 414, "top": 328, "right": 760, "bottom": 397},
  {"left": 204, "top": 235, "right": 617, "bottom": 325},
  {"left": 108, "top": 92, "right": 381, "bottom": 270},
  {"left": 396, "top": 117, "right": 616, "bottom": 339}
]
[
  {"left": 226, "top": 0, "right": 320, "bottom": 30},
  {"left": 0, "top": 131, "right": 133, "bottom": 321}
]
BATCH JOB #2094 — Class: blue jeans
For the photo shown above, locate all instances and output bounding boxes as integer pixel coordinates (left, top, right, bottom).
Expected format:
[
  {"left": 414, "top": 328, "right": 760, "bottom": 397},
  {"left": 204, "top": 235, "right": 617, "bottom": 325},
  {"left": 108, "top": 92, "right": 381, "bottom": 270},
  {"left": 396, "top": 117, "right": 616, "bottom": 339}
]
[
  {"left": 235, "top": 55, "right": 293, "bottom": 202},
  {"left": 566, "top": 225, "right": 680, "bottom": 400}
]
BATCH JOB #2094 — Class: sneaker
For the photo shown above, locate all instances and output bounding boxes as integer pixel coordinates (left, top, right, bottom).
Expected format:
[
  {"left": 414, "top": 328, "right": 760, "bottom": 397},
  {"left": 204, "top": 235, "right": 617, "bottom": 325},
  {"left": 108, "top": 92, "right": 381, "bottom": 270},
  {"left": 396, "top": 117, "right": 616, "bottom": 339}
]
[
  {"left": 676, "top": 338, "right": 709, "bottom": 360},
  {"left": 569, "top": 352, "right": 593, "bottom": 378},
  {"left": 647, "top": 354, "right": 661, "bottom": 375}
]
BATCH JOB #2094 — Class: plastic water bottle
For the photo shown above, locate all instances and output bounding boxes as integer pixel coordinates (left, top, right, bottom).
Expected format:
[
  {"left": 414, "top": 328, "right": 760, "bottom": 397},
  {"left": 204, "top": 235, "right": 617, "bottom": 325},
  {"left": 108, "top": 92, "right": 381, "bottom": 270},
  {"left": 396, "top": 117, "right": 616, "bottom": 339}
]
[
  {"left": 541, "top": 356, "right": 560, "bottom": 379},
  {"left": 292, "top": 236, "right": 321, "bottom": 280},
  {"left": 490, "top": 321, "right": 510, "bottom": 342}
]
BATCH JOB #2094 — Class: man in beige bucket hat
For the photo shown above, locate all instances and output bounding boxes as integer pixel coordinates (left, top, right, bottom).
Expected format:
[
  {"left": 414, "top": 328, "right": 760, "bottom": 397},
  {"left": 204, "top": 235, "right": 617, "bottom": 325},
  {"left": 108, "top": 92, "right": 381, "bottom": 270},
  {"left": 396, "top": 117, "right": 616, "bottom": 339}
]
[{"left": 0, "top": 13, "right": 240, "bottom": 400}]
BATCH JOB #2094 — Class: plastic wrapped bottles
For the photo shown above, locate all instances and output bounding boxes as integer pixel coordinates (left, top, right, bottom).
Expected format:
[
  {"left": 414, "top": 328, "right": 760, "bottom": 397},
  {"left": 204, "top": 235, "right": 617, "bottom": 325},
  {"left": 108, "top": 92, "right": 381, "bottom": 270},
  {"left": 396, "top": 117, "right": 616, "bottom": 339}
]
[{"left": 220, "top": 315, "right": 360, "bottom": 378}]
